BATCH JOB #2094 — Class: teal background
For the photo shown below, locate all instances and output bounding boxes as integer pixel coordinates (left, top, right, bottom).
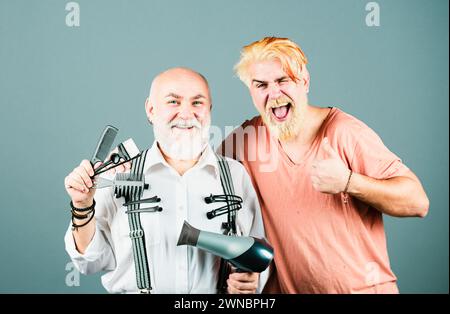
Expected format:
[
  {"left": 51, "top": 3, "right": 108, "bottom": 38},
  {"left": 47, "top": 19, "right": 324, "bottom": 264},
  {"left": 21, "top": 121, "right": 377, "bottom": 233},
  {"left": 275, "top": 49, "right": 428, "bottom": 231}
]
[{"left": 0, "top": 0, "right": 448, "bottom": 293}]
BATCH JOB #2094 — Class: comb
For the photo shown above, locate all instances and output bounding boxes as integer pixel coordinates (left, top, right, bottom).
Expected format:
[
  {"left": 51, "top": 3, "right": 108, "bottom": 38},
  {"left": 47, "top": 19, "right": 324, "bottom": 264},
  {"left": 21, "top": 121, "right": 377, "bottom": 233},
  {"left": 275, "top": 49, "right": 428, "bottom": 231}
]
[
  {"left": 91, "top": 125, "right": 118, "bottom": 165},
  {"left": 92, "top": 138, "right": 140, "bottom": 176}
]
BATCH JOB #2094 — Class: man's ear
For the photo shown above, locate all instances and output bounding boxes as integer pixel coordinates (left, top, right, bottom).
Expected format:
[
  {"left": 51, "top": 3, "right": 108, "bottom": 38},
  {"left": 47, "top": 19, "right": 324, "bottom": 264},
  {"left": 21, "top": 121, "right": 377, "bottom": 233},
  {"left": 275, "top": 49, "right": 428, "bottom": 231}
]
[
  {"left": 145, "top": 97, "right": 154, "bottom": 122},
  {"left": 302, "top": 67, "right": 310, "bottom": 93}
]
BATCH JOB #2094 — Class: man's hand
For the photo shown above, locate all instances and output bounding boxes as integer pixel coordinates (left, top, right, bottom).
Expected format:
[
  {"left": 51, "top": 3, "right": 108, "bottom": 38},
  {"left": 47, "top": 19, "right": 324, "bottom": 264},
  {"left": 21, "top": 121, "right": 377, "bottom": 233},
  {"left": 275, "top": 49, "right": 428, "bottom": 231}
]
[
  {"left": 310, "top": 137, "right": 350, "bottom": 194},
  {"left": 64, "top": 160, "right": 99, "bottom": 207},
  {"left": 64, "top": 160, "right": 102, "bottom": 252},
  {"left": 227, "top": 271, "right": 259, "bottom": 294}
]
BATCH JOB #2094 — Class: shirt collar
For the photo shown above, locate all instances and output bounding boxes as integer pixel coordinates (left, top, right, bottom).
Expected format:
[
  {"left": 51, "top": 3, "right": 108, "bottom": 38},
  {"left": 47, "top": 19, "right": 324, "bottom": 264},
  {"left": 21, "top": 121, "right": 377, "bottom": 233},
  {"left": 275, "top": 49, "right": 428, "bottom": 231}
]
[{"left": 143, "top": 141, "right": 220, "bottom": 179}]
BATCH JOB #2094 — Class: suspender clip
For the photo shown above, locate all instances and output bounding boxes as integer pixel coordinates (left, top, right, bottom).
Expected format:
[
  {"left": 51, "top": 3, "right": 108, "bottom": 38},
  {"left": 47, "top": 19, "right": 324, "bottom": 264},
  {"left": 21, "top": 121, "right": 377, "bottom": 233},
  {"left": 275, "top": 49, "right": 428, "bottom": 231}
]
[{"left": 129, "top": 229, "right": 144, "bottom": 239}]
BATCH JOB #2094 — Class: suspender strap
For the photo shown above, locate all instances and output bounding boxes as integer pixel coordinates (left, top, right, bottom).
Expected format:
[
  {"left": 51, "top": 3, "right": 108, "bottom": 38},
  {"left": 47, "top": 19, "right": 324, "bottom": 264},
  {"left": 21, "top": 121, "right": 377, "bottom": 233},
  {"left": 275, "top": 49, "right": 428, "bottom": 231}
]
[
  {"left": 215, "top": 153, "right": 238, "bottom": 235},
  {"left": 214, "top": 153, "right": 240, "bottom": 293},
  {"left": 125, "top": 149, "right": 153, "bottom": 293}
]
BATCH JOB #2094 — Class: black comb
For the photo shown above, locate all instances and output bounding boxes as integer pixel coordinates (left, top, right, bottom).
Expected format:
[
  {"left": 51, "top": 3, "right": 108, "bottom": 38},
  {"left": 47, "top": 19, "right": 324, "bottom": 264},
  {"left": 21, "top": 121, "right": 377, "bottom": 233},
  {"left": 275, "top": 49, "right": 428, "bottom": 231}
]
[{"left": 91, "top": 125, "right": 118, "bottom": 165}]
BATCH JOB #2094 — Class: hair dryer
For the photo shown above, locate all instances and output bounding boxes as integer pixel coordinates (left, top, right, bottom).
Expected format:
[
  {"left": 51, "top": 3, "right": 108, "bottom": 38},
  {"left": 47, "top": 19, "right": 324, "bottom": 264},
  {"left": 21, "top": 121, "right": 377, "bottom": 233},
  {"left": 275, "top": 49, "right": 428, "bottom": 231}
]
[{"left": 177, "top": 220, "right": 274, "bottom": 272}]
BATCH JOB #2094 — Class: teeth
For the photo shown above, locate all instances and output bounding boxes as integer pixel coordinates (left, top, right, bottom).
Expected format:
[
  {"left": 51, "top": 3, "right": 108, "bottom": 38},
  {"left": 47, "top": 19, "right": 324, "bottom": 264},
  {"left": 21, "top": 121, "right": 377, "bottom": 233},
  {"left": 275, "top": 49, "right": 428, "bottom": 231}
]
[
  {"left": 174, "top": 125, "right": 193, "bottom": 129},
  {"left": 271, "top": 102, "right": 290, "bottom": 109}
]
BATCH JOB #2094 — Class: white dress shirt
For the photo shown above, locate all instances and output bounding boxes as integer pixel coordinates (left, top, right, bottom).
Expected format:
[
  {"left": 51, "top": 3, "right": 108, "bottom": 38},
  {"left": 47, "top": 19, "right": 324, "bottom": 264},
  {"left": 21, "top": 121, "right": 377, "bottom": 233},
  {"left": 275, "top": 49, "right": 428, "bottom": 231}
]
[{"left": 65, "top": 142, "right": 269, "bottom": 293}]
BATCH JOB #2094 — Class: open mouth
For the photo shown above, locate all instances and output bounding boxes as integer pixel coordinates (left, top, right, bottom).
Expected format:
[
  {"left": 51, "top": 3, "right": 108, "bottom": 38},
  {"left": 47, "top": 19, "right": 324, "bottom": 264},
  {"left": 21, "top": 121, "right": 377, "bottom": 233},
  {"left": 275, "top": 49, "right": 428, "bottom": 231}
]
[{"left": 270, "top": 103, "right": 291, "bottom": 122}]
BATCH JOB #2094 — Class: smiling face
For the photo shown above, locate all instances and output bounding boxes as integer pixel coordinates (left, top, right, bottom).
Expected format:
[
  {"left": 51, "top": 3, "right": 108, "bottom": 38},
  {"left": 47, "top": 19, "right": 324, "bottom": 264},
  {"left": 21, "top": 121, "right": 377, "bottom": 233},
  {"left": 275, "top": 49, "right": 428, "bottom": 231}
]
[
  {"left": 248, "top": 59, "right": 310, "bottom": 141},
  {"left": 145, "top": 68, "right": 212, "bottom": 160}
]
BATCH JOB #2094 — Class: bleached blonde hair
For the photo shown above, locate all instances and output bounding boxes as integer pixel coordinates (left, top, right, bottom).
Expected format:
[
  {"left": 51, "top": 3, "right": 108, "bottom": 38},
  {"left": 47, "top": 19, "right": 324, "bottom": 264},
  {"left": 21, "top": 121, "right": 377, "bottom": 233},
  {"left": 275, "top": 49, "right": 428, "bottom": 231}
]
[{"left": 234, "top": 37, "right": 308, "bottom": 86}]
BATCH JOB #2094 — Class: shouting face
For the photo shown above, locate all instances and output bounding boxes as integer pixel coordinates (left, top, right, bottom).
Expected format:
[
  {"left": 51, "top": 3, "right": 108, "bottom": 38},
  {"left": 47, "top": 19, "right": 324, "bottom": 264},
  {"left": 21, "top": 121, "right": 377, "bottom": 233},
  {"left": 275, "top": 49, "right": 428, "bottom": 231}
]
[{"left": 247, "top": 59, "right": 310, "bottom": 141}]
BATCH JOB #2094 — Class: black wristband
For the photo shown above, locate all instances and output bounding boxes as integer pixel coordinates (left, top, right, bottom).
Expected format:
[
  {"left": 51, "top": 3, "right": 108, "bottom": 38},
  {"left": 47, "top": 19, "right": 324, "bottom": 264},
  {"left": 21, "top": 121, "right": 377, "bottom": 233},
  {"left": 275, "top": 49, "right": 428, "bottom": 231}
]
[
  {"left": 71, "top": 208, "right": 93, "bottom": 219},
  {"left": 70, "top": 199, "right": 96, "bottom": 212},
  {"left": 72, "top": 208, "right": 95, "bottom": 231}
]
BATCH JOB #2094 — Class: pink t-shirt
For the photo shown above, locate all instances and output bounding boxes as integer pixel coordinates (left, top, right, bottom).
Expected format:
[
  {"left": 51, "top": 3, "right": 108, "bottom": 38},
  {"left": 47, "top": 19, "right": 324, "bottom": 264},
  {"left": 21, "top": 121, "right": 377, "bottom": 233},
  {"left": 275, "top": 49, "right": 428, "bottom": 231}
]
[{"left": 220, "top": 107, "right": 409, "bottom": 293}]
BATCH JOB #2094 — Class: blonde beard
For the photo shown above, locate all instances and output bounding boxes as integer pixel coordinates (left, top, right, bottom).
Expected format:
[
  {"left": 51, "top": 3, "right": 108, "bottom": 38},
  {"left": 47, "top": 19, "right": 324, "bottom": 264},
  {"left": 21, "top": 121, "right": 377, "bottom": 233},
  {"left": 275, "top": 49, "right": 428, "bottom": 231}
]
[{"left": 260, "top": 104, "right": 302, "bottom": 141}]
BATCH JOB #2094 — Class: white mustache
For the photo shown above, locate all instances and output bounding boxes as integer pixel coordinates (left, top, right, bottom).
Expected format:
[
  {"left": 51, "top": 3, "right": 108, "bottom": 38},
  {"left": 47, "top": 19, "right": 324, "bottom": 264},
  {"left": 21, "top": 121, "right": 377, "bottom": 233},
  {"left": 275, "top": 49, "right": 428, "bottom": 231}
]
[{"left": 169, "top": 118, "right": 202, "bottom": 129}]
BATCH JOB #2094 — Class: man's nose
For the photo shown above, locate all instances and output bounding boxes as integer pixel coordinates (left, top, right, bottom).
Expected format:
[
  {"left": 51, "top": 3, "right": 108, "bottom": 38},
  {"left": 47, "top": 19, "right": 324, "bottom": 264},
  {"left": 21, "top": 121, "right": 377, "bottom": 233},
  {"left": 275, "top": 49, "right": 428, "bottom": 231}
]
[
  {"left": 268, "top": 83, "right": 282, "bottom": 100},
  {"left": 177, "top": 101, "right": 195, "bottom": 119}
]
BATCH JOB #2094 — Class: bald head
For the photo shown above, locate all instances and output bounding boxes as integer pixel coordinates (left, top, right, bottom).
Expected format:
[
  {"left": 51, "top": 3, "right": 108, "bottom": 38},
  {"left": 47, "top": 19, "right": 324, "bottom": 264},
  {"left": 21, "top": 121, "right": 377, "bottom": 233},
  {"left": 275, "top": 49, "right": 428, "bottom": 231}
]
[
  {"left": 149, "top": 67, "right": 211, "bottom": 104},
  {"left": 145, "top": 66, "right": 212, "bottom": 130}
]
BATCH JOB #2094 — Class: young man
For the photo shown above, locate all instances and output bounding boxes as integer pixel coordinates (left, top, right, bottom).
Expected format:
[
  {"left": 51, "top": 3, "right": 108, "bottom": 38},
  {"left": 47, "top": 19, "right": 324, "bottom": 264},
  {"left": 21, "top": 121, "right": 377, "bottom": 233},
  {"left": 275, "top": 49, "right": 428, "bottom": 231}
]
[
  {"left": 220, "top": 37, "right": 429, "bottom": 293},
  {"left": 64, "top": 67, "right": 268, "bottom": 293}
]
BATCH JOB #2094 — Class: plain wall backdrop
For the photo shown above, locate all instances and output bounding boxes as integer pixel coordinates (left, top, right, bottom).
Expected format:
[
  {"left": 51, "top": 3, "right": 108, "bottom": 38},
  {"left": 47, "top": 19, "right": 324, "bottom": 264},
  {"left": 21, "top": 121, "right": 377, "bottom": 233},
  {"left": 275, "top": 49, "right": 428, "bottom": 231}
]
[{"left": 0, "top": 0, "right": 448, "bottom": 293}]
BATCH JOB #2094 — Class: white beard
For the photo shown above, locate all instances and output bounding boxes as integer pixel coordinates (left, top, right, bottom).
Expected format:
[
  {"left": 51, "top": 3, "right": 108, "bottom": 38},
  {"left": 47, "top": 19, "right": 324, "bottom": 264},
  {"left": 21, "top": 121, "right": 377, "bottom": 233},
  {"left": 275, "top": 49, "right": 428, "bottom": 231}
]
[{"left": 153, "top": 117, "right": 210, "bottom": 160}]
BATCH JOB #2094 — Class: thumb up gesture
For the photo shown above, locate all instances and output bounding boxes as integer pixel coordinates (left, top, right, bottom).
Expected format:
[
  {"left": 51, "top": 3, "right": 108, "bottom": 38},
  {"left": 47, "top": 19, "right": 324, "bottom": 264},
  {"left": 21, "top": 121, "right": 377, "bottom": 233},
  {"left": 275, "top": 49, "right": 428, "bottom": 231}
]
[{"left": 310, "top": 137, "right": 351, "bottom": 194}]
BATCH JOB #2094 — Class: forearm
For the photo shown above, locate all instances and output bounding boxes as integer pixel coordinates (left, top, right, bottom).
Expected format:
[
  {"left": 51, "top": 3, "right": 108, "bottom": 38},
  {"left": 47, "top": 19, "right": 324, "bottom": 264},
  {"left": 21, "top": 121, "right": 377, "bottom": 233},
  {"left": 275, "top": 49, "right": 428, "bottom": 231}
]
[
  {"left": 347, "top": 172, "right": 429, "bottom": 217},
  {"left": 71, "top": 201, "right": 96, "bottom": 254}
]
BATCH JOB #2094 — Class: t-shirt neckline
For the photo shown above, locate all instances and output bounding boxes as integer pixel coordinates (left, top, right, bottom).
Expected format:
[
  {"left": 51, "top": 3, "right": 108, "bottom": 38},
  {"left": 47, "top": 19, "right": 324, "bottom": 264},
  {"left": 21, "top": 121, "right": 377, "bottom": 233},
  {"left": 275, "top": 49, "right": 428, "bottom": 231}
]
[{"left": 276, "top": 106, "right": 337, "bottom": 167}]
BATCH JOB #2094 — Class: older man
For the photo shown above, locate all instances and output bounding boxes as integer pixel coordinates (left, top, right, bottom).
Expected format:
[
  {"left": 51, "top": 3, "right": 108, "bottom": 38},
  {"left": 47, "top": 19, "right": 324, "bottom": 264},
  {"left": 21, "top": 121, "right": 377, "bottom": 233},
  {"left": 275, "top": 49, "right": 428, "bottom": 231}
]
[
  {"left": 220, "top": 37, "right": 429, "bottom": 293},
  {"left": 64, "top": 67, "right": 268, "bottom": 294}
]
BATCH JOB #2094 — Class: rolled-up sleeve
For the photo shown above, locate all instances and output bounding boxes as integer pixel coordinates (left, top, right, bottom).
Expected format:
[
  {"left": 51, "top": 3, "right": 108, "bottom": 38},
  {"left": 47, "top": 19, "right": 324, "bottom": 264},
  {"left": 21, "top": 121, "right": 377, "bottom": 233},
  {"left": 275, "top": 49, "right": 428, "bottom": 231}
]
[
  {"left": 64, "top": 178, "right": 117, "bottom": 275},
  {"left": 64, "top": 222, "right": 115, "bottom": 274}
]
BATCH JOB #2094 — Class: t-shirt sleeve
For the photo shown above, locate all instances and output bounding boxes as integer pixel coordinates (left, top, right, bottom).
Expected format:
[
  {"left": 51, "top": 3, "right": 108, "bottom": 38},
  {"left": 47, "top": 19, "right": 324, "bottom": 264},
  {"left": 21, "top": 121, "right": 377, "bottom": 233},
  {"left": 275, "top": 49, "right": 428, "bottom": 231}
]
[{"left": 350, "top": 127, "right": 410, "bottom": 179}]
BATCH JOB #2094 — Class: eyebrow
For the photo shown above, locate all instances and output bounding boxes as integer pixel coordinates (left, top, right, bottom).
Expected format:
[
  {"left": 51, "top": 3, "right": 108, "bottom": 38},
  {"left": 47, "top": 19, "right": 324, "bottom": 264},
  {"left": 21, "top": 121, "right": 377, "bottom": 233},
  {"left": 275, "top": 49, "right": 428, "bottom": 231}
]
[
  {"left": 164, "top": 93, "right": 207, "bottom": 100},
  {"left": 275, "top": 76, "right": 290, "bottom": 82},
  {"left": 252, "top": 76, "right": 290, "bottom": 85},
  {"left": 165, "top": 93, "right": 181, "bottom": 99},
  {"left": 191, "top": 94, "right": 206, "bottom": 100}
]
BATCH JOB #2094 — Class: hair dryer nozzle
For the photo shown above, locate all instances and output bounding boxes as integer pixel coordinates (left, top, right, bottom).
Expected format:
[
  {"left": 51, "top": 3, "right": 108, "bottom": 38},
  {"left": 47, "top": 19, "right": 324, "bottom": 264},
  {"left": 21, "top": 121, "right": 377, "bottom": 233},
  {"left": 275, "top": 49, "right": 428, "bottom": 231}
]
[
  {"left": 176, "top": 220, "right": 274, "bottom": 272},
  {"left": 177, "top": 221, "right": 200, "bottom": 246}
]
